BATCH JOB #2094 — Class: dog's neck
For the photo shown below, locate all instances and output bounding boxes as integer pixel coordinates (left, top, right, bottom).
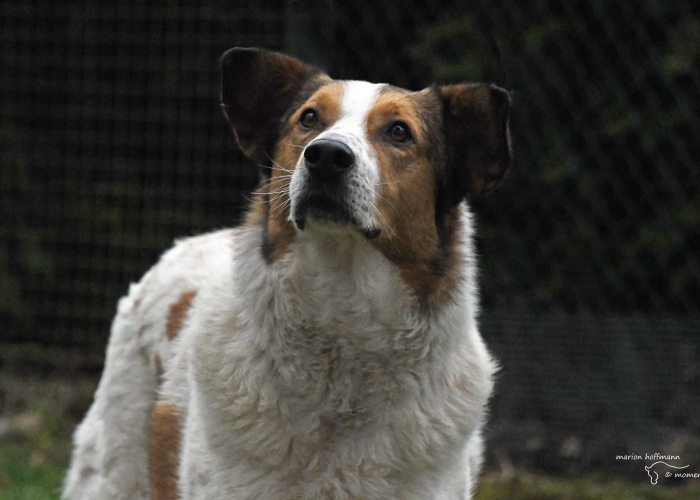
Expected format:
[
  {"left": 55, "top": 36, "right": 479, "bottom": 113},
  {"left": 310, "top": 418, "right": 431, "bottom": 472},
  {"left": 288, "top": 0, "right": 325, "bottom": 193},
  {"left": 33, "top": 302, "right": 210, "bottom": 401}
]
[
  {"left": 233, "top": 221, "right": 470, "bottom": 391},
  {"left": 225, "top": 224, "right": 458, "bottom": 432},
  {"left": 239, "top": 224, "right": 418, "bottom": 333},
  {"left": 285, "top": 226, "right": 411, "bottom": 310}
]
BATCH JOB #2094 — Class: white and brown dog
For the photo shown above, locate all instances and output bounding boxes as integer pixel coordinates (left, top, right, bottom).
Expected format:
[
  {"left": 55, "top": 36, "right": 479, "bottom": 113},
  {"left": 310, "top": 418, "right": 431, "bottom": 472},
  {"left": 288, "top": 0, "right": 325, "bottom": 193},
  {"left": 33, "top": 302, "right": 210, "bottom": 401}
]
[{"left": 63, "top": 47, "right": 511, "bottom": 500}]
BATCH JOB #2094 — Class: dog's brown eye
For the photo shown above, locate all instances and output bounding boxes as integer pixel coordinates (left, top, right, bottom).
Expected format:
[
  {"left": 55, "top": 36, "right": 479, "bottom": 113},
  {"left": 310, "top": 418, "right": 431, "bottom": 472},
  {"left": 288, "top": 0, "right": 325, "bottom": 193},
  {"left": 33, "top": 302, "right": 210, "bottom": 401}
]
[
  {"left": 388, "top": 122, "right": 411, "bottom": 143},
  {"left": 299, "top": 109, "right": 318, "bottom": 128}
]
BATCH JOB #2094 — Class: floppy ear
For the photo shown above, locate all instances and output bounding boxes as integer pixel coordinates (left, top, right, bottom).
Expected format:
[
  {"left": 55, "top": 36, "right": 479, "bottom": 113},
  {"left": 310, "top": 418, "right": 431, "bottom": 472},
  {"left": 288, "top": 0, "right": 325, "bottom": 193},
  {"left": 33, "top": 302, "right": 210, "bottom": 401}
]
[
  {"left": 221, "top": 47, "right": 318, "bottom": 163},
  {"left": 439, "top": 84, "right": 512, "bottom": 198}
]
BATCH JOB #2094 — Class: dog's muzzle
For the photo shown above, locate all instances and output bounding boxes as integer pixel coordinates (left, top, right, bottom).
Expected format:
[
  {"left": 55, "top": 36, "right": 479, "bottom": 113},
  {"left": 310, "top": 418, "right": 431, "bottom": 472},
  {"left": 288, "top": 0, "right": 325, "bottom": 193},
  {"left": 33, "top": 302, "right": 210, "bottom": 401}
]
[{"left": 292, "top": 138, "right": 381, "bottom": 239}]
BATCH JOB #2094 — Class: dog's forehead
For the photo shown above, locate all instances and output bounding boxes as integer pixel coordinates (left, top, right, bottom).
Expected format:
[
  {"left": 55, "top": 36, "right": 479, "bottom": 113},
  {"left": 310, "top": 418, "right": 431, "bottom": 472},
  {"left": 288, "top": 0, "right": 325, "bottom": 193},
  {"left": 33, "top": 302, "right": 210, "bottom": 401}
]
[
  {"left": 337, "top": 80, "right": 384, "bottom": 124},
  {"left": 303, "top": 80, "right": 423, "bottom": 126}
]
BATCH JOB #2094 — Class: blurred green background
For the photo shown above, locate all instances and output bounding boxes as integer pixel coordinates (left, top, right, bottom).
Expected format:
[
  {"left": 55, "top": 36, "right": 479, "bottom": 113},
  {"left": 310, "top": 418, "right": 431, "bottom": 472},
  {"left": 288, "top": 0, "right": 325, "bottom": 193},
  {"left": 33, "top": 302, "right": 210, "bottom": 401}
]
[{"left": 0, "top": 0, "right": 699, "bottom": 496}]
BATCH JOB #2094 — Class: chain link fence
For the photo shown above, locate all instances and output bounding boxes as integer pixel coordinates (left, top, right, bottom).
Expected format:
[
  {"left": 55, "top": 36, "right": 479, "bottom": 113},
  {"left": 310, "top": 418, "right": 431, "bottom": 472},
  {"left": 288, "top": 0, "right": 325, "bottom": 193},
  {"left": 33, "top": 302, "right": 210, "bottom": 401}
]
[{"left": 1, "top": 0, "right": 699, "bottom": 479}]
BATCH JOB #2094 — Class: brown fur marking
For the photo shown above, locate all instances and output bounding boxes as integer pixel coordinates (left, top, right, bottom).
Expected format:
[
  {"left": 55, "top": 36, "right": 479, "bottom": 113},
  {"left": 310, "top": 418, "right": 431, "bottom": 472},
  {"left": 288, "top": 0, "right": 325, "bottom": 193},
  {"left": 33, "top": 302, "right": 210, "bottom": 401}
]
[
  {"left": 366, "top": 90, "right": 461, "bottom": 306},
  {"left": 259, "top": 83, "right": 344, "bottom": 263},
  {"left": 166, "top": 290, "right": 197, "bottom": 340},
  {"left": 149, "top": 402, "right": 181, "bottom": 500},
  {"left": 154, "top": 354, "right": 164, "bottom": 380}
]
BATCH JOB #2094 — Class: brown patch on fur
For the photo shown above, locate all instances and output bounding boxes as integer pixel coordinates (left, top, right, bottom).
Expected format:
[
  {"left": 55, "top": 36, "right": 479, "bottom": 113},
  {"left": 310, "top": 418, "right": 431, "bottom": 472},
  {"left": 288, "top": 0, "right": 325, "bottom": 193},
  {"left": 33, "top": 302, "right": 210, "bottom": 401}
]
[
  {"left": 138, "top": 326, "right": 146, "bottom": 337},
  {"left": 154, "top": 354, "right": 164, "bottom": 380},
  {"left": 166, "top": 290, "right": 197, "bottom": 340},
  {"left": 256, "top": 82, "right": 344, "bottom": 264},
  {"left": 149, "top": 402, "right": 181, "bottom": 500},
  {"left": 366, "top": 90, "right": 462, "bottom": 307}
]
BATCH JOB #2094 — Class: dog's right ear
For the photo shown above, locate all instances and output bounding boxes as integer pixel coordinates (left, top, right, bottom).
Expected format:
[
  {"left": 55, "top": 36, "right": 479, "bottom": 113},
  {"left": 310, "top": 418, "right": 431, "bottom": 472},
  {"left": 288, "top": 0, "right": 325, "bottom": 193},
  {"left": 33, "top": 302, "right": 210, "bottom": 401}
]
[
  {"left": 438, "top": 83, "right": 512, "bottom": 199},
  {"left": 221, "top": 48, "right": 318, "bottom": 163}
]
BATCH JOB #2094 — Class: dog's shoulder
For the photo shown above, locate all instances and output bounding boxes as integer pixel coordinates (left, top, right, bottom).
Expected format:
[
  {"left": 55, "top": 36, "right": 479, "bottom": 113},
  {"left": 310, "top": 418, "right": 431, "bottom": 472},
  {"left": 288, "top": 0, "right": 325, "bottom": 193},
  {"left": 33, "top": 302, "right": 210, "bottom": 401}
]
[{"left": 111, "top": 228, "right": 239, "bottom": 374}]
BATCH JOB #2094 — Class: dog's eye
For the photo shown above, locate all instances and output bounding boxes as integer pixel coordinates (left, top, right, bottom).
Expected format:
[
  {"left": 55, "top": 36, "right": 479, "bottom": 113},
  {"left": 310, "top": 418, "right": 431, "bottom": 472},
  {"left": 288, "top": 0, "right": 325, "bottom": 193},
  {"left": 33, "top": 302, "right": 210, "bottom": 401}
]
[
  {"left": 388, "top": 122, "right": 412, "bottom": 143},
  {"left": 299, "top": 109, "right": 318, "bottom": 129}
]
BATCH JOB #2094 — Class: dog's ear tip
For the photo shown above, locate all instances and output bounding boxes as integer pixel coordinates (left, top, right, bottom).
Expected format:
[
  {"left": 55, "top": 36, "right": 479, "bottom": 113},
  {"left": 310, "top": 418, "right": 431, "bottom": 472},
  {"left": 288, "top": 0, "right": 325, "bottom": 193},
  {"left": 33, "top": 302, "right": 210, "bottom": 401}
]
[
  {"left": 221, "top": 46, "right": 259, "bottom": 58},
  {"left": 487, "top": 84, "right": 513, "bottom": 107},
  {"left": 487, "top": 82, "right": 508, "bottom": 91},
  {"left": 221, "top": 48, "right": 275, "bottom": 104},
  {"left": 220, "top": 47, "right": 260, "bottom": 70}
]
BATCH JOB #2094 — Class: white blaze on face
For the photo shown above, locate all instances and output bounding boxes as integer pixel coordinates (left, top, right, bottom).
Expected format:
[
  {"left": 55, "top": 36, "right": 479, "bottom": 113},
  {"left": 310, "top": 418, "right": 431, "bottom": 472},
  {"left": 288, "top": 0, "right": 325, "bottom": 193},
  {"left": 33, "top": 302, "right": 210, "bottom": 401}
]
[
  {"left": 289, "top": 81, "right": 385, "bottom": 232},
  {"left": 331, "top": 81, "right": 385, "bottom": 188}
]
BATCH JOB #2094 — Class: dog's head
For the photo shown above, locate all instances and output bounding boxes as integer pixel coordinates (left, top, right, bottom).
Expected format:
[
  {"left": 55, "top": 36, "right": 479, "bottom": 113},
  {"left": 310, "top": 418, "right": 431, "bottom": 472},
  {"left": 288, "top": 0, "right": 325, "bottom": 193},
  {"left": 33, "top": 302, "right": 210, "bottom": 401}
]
[{"left": 221, "top": 48, "right": 511, "bottom": 302}]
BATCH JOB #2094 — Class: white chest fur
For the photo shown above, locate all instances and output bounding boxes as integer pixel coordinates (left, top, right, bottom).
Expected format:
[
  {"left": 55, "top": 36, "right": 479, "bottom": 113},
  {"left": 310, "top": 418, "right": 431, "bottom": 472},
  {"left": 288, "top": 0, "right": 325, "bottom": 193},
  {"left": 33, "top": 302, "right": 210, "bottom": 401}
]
[{"left": 164, "top": 218, "right": 495, "bottom": 499}]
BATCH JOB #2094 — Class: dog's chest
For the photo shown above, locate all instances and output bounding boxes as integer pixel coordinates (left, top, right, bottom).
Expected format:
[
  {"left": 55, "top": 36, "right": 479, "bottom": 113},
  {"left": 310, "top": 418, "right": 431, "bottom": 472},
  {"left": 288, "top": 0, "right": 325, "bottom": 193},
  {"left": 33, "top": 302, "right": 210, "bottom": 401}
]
[
  {"left": 179, "top": 229, "right": 483, "bottom": 497},
  {"left": 270, "top": 325, "right": 421, "bottom": 432},
  {"left": 192, "top": 328, "right": 465, "bottom": 498}
]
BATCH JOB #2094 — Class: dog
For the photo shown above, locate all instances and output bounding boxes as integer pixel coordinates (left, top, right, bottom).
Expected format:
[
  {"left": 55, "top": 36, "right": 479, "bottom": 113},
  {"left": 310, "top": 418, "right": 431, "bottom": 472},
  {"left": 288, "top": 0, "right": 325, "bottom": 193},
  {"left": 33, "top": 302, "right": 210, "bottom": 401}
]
[{"left": 62, "top": 47, "right": 511, "bottom": 500}]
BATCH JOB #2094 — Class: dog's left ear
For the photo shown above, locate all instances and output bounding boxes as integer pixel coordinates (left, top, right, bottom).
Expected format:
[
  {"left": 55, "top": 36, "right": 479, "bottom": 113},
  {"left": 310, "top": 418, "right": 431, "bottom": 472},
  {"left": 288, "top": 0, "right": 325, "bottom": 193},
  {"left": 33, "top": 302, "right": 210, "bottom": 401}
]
[
  {"left": 221, "top": 47, "right": 319, "bottom": 163},
  {"left": 439, "top": 84, "right": 512, "bottom": 198}
]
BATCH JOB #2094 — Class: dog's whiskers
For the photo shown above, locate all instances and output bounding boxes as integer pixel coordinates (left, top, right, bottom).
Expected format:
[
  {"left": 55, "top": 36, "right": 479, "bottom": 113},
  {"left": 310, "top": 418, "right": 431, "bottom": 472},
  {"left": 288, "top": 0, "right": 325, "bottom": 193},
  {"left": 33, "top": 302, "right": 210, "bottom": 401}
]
[
  {"left": 271, "top": 198, "right": 292, "bottom": 217},
  {"left": 368, "top": 199, "right": 403, "bottom": 255},
  {"left": 373, "top": 191, "right": 401, "bottom": 219},
  {"left": 264, "top": 151, "right": 295, "bottom": 174}
]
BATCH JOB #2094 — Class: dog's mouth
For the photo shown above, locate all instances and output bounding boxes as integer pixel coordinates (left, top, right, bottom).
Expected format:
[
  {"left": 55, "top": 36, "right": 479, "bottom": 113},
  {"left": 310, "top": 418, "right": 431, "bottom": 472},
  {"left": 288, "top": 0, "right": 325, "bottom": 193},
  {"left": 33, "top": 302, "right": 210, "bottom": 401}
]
[{"left": 292, "top": 194, "right": 381, "bottom": 239}]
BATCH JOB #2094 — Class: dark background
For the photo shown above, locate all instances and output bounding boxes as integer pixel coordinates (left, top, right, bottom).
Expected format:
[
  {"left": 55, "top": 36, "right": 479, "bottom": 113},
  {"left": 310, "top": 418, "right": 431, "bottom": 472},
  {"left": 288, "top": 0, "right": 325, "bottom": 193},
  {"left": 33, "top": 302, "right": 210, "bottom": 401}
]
[{"left": 1, "top": 0, "right": 698, "bottom": 480}]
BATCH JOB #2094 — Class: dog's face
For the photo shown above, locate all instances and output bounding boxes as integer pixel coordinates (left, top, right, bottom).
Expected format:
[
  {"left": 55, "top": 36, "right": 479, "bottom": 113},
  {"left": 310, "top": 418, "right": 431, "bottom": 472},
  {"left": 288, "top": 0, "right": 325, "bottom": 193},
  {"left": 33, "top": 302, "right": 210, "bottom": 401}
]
[
  {"left": 221, "top": 48, "right": 511, "bottom": 303},
  {"left": 288, "top": 80, "right": 409, "bottom": 239}
]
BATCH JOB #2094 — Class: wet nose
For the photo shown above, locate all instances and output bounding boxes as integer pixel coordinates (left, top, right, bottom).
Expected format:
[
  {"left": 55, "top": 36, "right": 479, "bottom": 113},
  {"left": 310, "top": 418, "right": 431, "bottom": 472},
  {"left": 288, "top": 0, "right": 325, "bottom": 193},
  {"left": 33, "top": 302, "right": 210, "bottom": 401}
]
[{"left": 304, "top": 139, "right": 355, "bottom": 177}]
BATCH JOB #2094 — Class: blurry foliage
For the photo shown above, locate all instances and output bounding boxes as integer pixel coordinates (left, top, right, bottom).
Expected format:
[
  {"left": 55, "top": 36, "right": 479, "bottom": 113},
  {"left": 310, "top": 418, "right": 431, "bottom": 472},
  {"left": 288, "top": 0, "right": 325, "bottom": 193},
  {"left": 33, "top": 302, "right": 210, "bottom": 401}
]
[
  {"left": 0, "top": 125, "right": 54, "bottom": 333},
  {"left": 0, "top": 0, "right": 267, "bottom": 344},
  {"left": 411, "top": 1, "right": 700, "bottom": 313},
  {"left": 663, "top": 20, "right": 700, "bottom": 76},
  {"left": 412, "top": 16, "right": 492, "bottom": 81},
  {"left": 0, "top": 122, "right": 214, "bottom": 342},
  {"left": 29, "top": 159, "right": 223, "bottom": 345}
]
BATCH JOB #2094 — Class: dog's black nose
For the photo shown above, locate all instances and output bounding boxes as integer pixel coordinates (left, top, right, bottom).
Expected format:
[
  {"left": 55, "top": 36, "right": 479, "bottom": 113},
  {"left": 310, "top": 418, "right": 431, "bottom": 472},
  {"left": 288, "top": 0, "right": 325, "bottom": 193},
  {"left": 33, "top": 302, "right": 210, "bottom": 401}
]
[{"left": 304, "top": 139, "right": 355, "bottom": 176}]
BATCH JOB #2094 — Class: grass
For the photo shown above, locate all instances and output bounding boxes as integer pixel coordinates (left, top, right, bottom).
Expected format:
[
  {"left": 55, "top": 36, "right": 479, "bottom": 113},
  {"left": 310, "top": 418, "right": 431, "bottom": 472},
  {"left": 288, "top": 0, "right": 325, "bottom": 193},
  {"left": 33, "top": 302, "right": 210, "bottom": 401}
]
[
  {"left": 0, "top": 443, "right": 66, "bottom": 500},
  {"left": 0, "top": 406, "right": 71, "bottom": 500},
  {"left": 0, "top": 368, "right": 93, "bottom": 500}
]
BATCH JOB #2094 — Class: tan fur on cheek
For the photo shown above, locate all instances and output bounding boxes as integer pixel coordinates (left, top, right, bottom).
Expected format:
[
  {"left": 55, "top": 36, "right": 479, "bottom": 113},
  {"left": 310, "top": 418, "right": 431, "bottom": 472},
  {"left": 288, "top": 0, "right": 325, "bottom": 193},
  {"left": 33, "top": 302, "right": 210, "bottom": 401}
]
[
  {"left": 166, "top": 290, "right": 197, "bottom": 340},
  {"left": 259, "top": 83, "right": 344, "bottom": 263},
  {"left": 259, "top": 138, "right": 302, "bottom": 263},
  {"left": 149, "top": 402, "right": 181, "bottom": 500},
  {"left": 372, "top": 152, "right": 441, "bottom": 297},
  {"left": 373, "top": 161, "right": 463, "bottom": 307}
]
